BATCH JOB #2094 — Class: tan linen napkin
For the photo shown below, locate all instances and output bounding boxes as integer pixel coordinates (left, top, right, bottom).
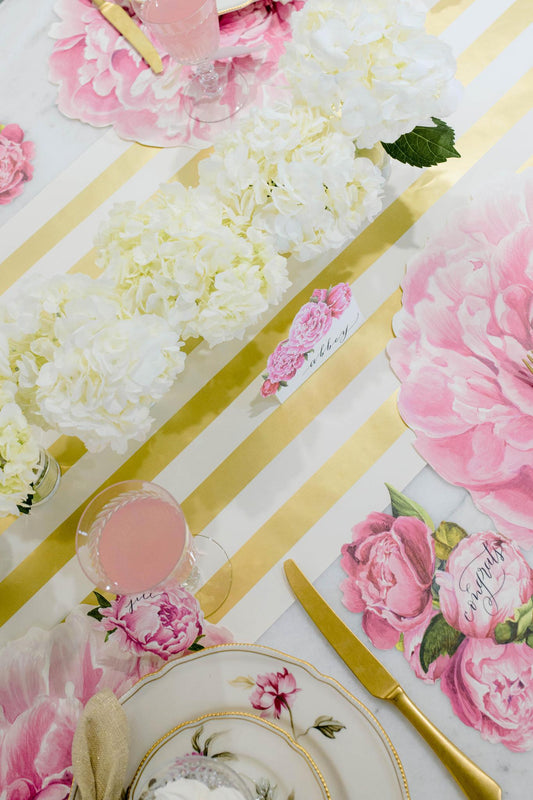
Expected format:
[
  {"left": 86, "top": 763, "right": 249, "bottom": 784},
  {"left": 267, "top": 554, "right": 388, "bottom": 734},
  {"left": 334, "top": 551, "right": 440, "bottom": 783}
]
[{"left": 71, "top": 689, "right": 130, "bottom": 800}]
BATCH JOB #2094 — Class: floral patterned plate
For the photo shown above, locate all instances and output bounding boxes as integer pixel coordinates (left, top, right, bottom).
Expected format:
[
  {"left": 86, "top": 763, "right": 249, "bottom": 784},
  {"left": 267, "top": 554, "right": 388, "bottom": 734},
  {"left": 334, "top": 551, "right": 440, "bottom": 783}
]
[
  {"left": 99, "top": 644, "right": 409, "bottom": 800},
  {"left": 129, "top": 711, "right": 330, "bottom": 800}
]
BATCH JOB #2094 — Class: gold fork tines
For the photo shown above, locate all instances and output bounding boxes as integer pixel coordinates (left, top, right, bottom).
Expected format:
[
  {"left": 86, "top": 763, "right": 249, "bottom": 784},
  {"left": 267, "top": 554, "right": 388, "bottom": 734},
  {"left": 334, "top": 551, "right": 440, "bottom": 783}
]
[{"left": 523, "top": 352, "right": 533, "bottom": 375}]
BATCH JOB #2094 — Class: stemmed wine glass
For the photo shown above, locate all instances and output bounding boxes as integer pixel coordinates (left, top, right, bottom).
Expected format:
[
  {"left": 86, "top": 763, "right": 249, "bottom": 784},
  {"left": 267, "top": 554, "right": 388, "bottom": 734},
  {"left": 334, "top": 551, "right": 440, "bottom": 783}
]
[
  {"left": 130, "top": 0, "right": 248, "bottom": 123},
  {"left": 75, "top": 480, "right": 232, "bottom": 617}
]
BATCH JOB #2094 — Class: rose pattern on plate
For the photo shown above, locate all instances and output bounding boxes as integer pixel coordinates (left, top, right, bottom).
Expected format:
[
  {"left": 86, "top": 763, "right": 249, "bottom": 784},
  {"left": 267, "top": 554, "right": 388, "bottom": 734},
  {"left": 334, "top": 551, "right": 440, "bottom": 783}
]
[
  {"left": 260, "top": 283, "right": 352, "bottom": 396},
  {"left": 230, "top": 668, "right": 345, "bottom": 742},
  {"left": 340, "top": 483, "right": 533, "bottom": 751}
]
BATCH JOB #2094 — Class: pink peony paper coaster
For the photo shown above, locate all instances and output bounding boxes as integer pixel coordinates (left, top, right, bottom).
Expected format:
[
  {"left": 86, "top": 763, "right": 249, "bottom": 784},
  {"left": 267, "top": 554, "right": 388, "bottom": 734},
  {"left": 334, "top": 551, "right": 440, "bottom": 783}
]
[{"left": 48, "top": 0, "right": 302, "bottom": 147}]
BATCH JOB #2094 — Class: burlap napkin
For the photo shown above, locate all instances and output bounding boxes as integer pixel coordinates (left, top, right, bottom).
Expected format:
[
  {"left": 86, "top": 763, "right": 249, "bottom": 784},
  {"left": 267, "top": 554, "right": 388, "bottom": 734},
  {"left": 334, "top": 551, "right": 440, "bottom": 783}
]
[{"left": 71, "top": 689, "right": 130, "bottom": 800}]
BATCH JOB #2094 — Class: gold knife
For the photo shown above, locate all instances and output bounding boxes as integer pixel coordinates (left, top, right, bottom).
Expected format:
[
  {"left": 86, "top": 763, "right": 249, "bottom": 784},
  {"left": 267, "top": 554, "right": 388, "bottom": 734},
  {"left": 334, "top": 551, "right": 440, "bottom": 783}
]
[
  {"left": 284, "top": 559, "right": 501, "bottom": 800},
  {"left": 91, "top": 0, "right": 163, "bottom": 74}
]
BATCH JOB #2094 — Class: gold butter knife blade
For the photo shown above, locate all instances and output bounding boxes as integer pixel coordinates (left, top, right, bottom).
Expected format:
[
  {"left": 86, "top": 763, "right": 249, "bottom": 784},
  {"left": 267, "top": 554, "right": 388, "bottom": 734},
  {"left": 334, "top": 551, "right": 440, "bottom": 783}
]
[
  {"left": 91, "top": 0, "right": 163, "bottom": 74},
  {"left": 284, "top": 559, "right": 501, "bottom": 800}
]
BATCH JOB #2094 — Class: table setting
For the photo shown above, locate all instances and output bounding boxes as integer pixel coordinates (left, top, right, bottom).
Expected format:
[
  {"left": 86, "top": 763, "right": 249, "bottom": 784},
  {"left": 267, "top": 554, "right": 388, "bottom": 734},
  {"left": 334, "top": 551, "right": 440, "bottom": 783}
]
[{"left": 0, "top": 0, "right": 532, "bottom": 798}]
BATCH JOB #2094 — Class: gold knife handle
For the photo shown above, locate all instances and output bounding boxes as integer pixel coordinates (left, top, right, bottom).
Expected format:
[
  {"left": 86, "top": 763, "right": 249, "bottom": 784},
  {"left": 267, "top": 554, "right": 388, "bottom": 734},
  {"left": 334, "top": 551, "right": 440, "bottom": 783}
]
[{"left": 389, "top": 689, "right": 501, "bottom": 800}]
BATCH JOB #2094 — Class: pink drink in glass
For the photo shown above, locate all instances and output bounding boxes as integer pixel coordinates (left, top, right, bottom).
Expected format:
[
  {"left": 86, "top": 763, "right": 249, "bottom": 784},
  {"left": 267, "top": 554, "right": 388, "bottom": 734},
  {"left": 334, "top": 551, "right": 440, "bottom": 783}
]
[
  {"left": 137, "top": 0, "right": 220, "bottom": 65},
  {"left": 98, "top": 495, "right": 187, "bottom": 594}
]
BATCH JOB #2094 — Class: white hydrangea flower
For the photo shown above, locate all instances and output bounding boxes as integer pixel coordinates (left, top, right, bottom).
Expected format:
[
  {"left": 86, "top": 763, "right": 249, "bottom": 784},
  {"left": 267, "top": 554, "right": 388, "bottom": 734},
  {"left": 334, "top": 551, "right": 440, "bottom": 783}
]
[
  {"left": 199, "top": 102, "right": 385, "bottom": 261},
  {"left": 1, "top": 274, "right": 185, "bottom": 453},
  {"left": 97, "top": 183, "right": 290, "bottom": 347},
  {"left": 281, "top": 0, "right": 461, "bottom": 148},
  {"left": 0, "top": 395, "right": 40, "bottom": 517}
]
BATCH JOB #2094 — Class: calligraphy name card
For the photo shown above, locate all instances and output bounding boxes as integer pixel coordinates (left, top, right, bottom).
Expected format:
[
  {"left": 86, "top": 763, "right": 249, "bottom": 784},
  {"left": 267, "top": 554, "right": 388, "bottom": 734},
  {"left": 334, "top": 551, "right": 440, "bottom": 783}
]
[{"left": 261, "top": 283, "right": 364, "bottom": 402}]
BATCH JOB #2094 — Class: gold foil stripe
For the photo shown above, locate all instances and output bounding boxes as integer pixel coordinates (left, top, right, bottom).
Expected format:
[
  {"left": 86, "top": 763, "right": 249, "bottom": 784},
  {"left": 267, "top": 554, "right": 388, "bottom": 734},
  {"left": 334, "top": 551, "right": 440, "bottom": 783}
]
[
  {"left": 0, "top": 72, "right": 530, "bottom": 624},
  {"left": 425, "top": 0, "right": 477, "bottom": 37},
  {"left": 0, "top": 144, "right": 160, "bottom": 293},
  {"left": 182, "top": 290, "right": 402, "bottom": 535},
  {"left": 456, "top": 0, "right": 533, "bottom": 86},
  {"left": 200, "top": 393, "right": 405, "bottom": 622}
]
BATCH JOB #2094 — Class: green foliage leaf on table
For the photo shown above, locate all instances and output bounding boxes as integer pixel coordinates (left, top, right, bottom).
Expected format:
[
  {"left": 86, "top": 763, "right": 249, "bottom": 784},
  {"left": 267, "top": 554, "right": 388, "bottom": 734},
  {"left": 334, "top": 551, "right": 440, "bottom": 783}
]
[
  {"left": 311, "top": 715, "right": 346, "bottom": 739},
  {"left": 385, "top": 484, "right": 434, "bottom": 530},
  {"left": 94, "top": 590, "right": 112, "bottom": 608},
  {"left": 382, "top": 118, "right": 460, "bottom": 168},
  {"left": 494, "top": 597, "right": 533, "bottom": 646},
  {"left": 419, "top": 613, "right": 464, "bottom": 673},
  {"left": 432, "top": 520, "right": 468, "bottom": 562}
]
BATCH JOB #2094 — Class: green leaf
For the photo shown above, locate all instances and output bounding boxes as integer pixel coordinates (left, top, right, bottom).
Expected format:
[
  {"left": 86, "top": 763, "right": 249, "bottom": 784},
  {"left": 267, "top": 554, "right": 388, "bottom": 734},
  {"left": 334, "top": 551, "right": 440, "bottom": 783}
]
[
  {"left": 87, "top": 607, "right": 103, "bottom": 621},
  {"left": 382, "top": 118, "right": 460, "bottom": 168},
  {"left": 385, "top": 484, "right": 434, "bottom": 530},
  {"left": 494, "top": 596, "right": 533, "bottom": 644},
  {"left": 104, "top": 627, "right": 117, "bottom": 642},
  {"left": 188, "top": 642, "right": 205, "bottom": 652},
  {"left": 229, "top": 675, "right": 256, "bottom": 689},
  {"left": 312, "top": 715, "right": 346, "bottom": 739},
  {"left": 432, "top": 521, "right": 468, "bottom": 561},
  {"left": 93, "top": 590, "right": 112, "bottom": 608},
  {"left": 419, "top": 613, "right": 464, "bottom": 673}
]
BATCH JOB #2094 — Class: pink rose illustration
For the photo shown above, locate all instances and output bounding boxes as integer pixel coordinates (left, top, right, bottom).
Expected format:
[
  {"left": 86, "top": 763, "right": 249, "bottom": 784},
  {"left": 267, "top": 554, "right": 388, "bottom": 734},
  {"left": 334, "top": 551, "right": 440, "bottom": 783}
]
[
  {"left": 326, "top": 283, "right": 352, "bottom": 318},
  {"left": 402, "top": 608, "right": 453, "bottom": 683},
  {"left": 288, "top": 301, "right": 332, "bottom": 352},
  {"left": 100, "top": 583, "right": 206, "bottom": 659},
  {"left": 48, "top": 0, "right": 302, "bottom": 147},
  {"left": 311, "top": 288, "right": 328, "bottom": 302},
  {"left": 388, "top": 171, "right": 533, "bottom": 547},
  {"left": 0, "top": 696, "right": 80, "bottom": 800},
  {"left": 340, "top": 512, "right": 435, "bottom": 648},
  {"left": 441, "top": 637, "right": 533, "bottom": 752},
  {"left": 0, "top": 124, "right": 34, "bottom": 205},
  {"left": 260, "top": 377, "right": 280, "bottom": 397},
  {"left": 437, "top": 531, "right": 533, "bottom": 639},
  {"left": 266, "top": 339, "right": 305, "bottom": 383},
  {"left": 250, "top": 667, "right": 300, "bottom": 719}
]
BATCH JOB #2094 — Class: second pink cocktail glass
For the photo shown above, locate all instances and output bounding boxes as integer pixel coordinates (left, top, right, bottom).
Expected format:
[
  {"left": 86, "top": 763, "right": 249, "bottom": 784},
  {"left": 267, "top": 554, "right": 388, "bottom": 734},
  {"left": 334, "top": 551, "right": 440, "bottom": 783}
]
[{"left": 131, "top": 0, "right": 247, "bottom": 123}]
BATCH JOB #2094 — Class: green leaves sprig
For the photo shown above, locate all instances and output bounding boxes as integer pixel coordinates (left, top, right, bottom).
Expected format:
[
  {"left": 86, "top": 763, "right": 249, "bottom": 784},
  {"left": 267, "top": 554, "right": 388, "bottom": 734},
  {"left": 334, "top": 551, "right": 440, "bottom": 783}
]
[{"left": 382, "top": 118, "right": 460, "bottom": 168}]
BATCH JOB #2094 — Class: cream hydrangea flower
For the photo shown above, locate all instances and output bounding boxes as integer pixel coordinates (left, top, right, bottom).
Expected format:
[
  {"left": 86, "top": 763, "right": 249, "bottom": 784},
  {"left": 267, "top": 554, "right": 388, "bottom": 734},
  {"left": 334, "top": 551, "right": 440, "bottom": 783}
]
[
  {"left": 281, "top": 0, "right": 461, "bottom": 148},
  {"left": 199, "top": 101, "right": 385, "bottom": 262},
  {"left": 96, "top": 183, "right": 290, "bottom": 347},
  {"left": 1, "top": 275, "right": 185, "bottom": 453}
]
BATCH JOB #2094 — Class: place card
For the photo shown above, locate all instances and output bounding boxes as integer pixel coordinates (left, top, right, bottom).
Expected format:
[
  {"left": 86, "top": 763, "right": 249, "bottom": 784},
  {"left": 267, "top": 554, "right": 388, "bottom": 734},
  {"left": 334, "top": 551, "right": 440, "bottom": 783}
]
[{"left": 260, "top": 283, "right": 364, "bottom": 402}]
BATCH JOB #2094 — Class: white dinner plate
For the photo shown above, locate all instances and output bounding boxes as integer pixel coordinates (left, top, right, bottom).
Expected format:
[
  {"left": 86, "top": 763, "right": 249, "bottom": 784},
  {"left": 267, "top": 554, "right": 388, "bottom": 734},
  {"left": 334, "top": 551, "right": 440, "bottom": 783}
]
[
  {"left": 217, "top": 0, "right": 256, "bottom": 15},
  {"left": 114, "top": 644, "right": 409, "bottom": 800},
  {"left": 129, "top": 711, "right": 330, "bottom": 800}
]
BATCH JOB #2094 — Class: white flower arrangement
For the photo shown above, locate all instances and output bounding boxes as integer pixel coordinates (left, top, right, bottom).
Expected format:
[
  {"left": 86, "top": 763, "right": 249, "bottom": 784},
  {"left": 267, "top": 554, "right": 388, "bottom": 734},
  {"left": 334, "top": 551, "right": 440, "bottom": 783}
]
[{"left": 0, "top": 0, "right": 460, "bottom": 462}]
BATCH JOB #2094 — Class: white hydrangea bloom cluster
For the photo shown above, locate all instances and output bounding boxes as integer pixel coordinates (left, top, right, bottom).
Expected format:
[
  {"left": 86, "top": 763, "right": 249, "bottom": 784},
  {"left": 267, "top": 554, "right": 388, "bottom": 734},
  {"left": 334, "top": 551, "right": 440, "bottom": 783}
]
[
  {"left": 199, "top": 102, "right": 385, "bottom": 262},
  {"left": 0, "top": 335, "right": 40, "bottom": 515},
  {"left": 1, "top": 275, "right": 185, "bottom": 453},
  {"left": 97, "top": 183, "right": 290, "bottom": 347},
  {"left": 280, "top": 0, "right": 461, "bottom": 148}
]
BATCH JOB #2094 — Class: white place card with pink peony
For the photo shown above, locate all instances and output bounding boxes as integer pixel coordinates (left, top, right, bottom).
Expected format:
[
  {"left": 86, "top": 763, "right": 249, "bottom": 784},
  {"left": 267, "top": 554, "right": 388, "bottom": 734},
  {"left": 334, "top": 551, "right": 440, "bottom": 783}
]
[{"left": 261, "top": 283, "right": 364, "bottom": 402}]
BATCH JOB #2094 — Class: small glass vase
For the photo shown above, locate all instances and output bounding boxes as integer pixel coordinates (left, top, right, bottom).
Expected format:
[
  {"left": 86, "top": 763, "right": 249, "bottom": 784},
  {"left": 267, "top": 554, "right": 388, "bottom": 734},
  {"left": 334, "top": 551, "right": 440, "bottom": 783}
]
[{"left": 31, "top": 449, "right": 61, "bottom": 506}]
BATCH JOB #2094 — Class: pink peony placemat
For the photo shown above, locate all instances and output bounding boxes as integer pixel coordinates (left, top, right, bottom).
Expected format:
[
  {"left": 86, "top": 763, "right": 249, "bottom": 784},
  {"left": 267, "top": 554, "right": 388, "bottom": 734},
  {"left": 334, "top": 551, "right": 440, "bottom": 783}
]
[
  {"left": 388, "top": 170, "right": 533, "bottom": 549},
  {"left": 48, "top": 0, "right": 302, "bottom": 147},
  {"left": 0, "top": 584, "right": 232, "bottom": 800}
]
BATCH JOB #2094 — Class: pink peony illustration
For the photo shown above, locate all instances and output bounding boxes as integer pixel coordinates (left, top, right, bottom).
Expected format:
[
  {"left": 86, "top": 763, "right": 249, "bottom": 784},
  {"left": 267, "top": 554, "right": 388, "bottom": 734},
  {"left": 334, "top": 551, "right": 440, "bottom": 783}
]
[
  {"left": 388, "top": 171, "right": 533, "bottom": 548},
  {"left": 402, "top": 608, "right": 453, "bottom": 683},
  {"left": 265, "top": 339, "right": 305, "bottom": 383},
  {"left": 312, "top": 283, "right": 352, "bottom": 318},
  {"left": 48, "top": 0, "right": 302, "bottom": 146},
  {"left": 340, "top": 512, "right": 435, "bottom": 648},
  {"left": 250, "top": 667, "right": 300, "bottom": 719},
  {"left": 0, "top": 124, "right": 34, "bottom": 205},
  {"left": 441, "top": 637, "right": 533, "bottom": 752},
  {"left": 99, "top": 583, "right": 233, "bottom": 659},
  {"left": 260, "top": 377, "right": 280, "bottom": 397},
  {"left": 437, "top": 531, "right": 533, "bottom": 639},
  {"left": 288, "top": 300, "right": 332, "bottom": 352}
]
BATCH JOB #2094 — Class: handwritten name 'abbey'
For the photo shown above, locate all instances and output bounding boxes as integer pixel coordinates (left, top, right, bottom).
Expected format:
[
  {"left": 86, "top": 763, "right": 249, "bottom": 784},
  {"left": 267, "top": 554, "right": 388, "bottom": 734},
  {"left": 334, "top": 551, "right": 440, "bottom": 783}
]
[{"left": 459, "top": 540, "right": 506, "bottom": 622}]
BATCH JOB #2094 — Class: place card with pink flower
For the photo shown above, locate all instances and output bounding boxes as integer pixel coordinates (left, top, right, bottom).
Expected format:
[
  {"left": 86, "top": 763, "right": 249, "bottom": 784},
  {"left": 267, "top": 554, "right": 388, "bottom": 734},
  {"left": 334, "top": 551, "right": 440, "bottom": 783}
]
[{"left": 261, "top": 283, "right": 364, "bottom": 402}]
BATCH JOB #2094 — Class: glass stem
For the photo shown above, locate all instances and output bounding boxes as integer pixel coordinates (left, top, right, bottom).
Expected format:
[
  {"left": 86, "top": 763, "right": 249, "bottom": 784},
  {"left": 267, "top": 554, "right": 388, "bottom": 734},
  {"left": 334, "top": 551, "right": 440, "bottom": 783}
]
[{"left": 194, "top": 59, "right": 221, "bottom": 98}]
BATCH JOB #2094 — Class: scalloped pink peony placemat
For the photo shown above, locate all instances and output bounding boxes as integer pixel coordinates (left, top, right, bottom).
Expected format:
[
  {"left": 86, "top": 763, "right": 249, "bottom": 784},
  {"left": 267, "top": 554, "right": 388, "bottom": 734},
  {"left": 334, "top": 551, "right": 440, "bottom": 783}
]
[
  {"left": 48, "top": 0, "right": 302, "bottom": 147},
  {"left": 387, "top": 169, "right": 533, "bottom": 549}
]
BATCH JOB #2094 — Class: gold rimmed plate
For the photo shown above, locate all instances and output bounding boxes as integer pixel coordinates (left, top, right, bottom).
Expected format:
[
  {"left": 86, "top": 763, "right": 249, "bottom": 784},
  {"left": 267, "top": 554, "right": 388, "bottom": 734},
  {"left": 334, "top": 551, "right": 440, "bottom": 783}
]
[
  {"left": 129, "top": 711, "right": 330, "bottom": 800},
  {"left": 217, "top": 0, "right": 256, "bottom": 15}
]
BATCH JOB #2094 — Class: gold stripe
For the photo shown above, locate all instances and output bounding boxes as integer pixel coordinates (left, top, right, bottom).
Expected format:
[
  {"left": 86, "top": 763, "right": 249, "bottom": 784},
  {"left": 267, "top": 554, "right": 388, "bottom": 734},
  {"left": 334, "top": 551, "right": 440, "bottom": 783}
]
[
  {"left": 425, "top": 0, "right": 477, "bottom": 37},
  {"left": 519, "top": 154, "right": 533, "bottom": 171},
  {"left": 456, "top": 0, "right": 533, "bottom": 86},
  {"left": 201, "top": 393, "right": 405, "bottom": 622},
  {"left": 183, "top": 290, "right": 402, "bottom": 534},
  {"left": 0, "top": 71, "right": 530, "bottom": 623},
  {"left": 0, "top": 144, "right": 161, "bottom": 294}
]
